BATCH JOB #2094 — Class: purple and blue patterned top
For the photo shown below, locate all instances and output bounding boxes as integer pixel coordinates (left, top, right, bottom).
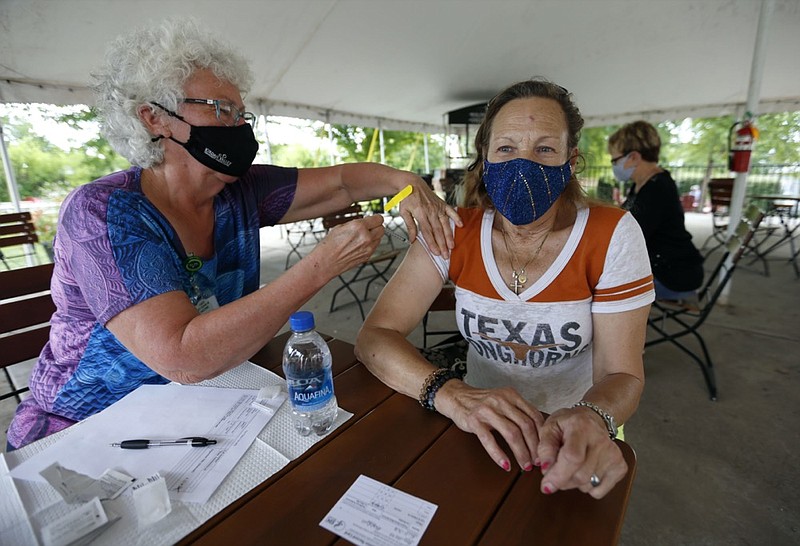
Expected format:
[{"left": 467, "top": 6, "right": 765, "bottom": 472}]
[{"left": 8, "top": 165, "right": 297, "bottom": 449}]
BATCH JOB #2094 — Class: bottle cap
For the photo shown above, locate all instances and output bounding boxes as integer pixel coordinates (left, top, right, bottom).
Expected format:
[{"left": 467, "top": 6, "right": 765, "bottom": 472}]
[{"left": 289, "top": 311, "right": 315, "bottom": 332}]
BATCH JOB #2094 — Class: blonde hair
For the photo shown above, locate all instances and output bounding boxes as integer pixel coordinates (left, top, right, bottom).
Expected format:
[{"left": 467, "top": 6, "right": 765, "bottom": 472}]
[{"left": 608, "top": 120, "right": 661, "bottom": 163}]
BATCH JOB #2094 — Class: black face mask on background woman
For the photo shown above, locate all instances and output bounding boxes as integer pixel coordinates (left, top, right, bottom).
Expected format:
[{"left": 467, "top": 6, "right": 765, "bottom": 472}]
[{"left": 151, "top": 102, "right": 259, "bottom": 178}]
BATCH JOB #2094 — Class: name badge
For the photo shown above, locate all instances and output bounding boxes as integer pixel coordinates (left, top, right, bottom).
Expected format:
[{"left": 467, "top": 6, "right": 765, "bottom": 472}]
[{"left": 195, "top": 295, "right": 220, "bottom": 314}]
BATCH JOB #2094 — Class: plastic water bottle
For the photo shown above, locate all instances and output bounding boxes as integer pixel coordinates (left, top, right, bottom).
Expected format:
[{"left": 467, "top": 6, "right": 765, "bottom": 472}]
[{"left": 282, "top": 311, "right": 338, "bottom": 436}]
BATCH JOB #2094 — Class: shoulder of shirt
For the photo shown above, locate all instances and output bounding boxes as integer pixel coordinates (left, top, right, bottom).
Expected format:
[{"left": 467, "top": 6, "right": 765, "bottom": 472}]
[
  {"left": 455, "top": 207, "right": 485, "bottom": 223},
  {"left": 66, "top": 167, "right": 139, "bottom": 204},
  {"left": 585, "top": 203, "right": 627, "bottom": 223},
  {"left": 247, "top": 164, "right": 299, "bottom": 175},
  {"left": 84, "top": 167, "right": 137, "bottom": 190}
]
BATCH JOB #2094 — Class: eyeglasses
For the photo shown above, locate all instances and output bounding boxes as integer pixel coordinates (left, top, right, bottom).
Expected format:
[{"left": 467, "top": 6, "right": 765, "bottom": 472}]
[
  {"left": 181, "top": 98, "right": 257, "bottom": 128},
  {"left": 610, "top": 152, "right": 630, "bottom": 166}
]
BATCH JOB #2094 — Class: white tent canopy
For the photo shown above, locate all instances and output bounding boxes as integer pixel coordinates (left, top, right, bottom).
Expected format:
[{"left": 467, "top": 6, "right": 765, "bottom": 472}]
[{"left": 2, "top": 0, "right": 799, "bottom": 133}]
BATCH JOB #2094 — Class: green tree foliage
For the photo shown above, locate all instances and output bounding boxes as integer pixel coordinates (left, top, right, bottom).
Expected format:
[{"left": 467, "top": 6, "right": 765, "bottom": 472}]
[
  {"left": 54, "top": 107, "right": 130, "bottom": 184},
  {"left": 0, "top": 119, "right": 69, "bottom": 201},
  {"left": 0, "top": 106, "right": 129, "bottom": 202},
  {"left": 577, "top": 112, "right": 800, "bottom": 169},
  {"left": 2, "top": 105, "right": 797, "bottom": 206},
  {"left": 323, "top": 124, "right": 445, "bottom": 173},
  {"left": 269, "top": 142, "right": 330, "bottom": 168},
  {"left": 750, "top": 111, "right": 800, "bottom": 165},
  {"left": 578, "top": 125, "right": 620, "bottom": 167}
]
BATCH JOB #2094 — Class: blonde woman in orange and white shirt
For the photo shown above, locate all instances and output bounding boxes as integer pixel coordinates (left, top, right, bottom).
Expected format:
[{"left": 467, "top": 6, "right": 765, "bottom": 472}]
[{"left": 356, "top": 79, "right": 653, "bottom": 500}]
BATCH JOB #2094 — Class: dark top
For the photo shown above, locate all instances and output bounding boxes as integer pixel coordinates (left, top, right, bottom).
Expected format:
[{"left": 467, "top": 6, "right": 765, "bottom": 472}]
[{"left": 622, "top": 170, "right": 704, "bottom": 291}]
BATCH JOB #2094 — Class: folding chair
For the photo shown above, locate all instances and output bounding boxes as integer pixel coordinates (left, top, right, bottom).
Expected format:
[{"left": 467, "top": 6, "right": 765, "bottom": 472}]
[
  {"left": 422, "top": 282, "right": 461, "bottom": 348},
  {"left": 323, "top": 204, "right": 402, "bottom": 320},
  {"left": 744, "top": 196, "right": 799, "bottom": 277},
  {"left": 646, "top": 204, "right": 765, "bottom": 401},
  {"left": 0, "top": 262, "right": 55, "bottom": 403},
  {"left": 700, "top": 178, "right": 734, "bottom": 256},
  {"left": 418, "top": 283, "right": 468, "bottom": 376},
  {"left": 283, "top": 219, "right": 326, "bottom": 270},
  {"left": 0, "top": 212, "right": 40, "bottom": 269}
]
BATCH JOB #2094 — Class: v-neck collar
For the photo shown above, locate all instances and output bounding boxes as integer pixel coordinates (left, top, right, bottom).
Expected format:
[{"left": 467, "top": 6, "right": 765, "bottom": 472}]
[{"left": 481, "top": 208, "right": 588, "bottom": 300}]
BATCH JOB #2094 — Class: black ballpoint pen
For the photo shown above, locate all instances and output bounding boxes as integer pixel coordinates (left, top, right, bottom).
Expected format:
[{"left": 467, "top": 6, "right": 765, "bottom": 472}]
[{"left": 110, "top": 437, "right": 217, "bottom": 449}]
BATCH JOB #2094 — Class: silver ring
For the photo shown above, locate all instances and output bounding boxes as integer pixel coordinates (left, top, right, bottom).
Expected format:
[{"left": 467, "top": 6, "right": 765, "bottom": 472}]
[{"left": 590, "top": 474, "right": 601, "bottom": 487}]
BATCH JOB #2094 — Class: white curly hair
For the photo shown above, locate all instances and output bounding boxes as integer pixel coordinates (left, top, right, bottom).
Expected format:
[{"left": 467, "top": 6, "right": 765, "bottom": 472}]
[{"left": 90, "top": 18, "right": 253, "bottom": 167}]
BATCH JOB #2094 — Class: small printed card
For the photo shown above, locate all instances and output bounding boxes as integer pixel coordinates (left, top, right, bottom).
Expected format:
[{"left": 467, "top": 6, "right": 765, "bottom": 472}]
[
  {"left": 251, "top": 385, "right": 288, "bottom": 416},
  {"left": 320, "top": 474, "right": 437, "bottom": 546},
  {"left": 40, "top": 462, "right": 134, "bottom": 504},
  {"left": 40, "top": 497, "right": 120, "bottom": 546}
]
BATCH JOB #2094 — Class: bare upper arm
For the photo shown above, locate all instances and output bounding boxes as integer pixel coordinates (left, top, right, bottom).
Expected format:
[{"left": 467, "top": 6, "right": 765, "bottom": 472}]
[
  {"left": 364, "top": 242, "right": 447, "bottom": 337},
  {"left": 591, "top": 305, "right": 650, "bottom": 383},
  {"left": 105, "top": 290, "right": 200, "bottom": 381},
  {"left": 279, "top": 166, "right": 354, "bottom": 224}
]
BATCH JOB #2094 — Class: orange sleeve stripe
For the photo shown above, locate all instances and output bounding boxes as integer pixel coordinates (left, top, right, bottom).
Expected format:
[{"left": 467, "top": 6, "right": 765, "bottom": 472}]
[
  {"left": 594, "top": 274, "right": 655, "bottom": 296},
  {"left": 593, "top": 277, "right": 654, "bottom": 302}
]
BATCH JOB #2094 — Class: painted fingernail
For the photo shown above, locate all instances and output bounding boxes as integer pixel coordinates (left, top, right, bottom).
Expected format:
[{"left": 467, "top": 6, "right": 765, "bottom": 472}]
[
  {"left": 533, "top": 458, "right": 541, "bottom": 467},
  {"left": 523, "top": 463, "right": 533, "bottom": 472},
  {"left": 543, "top": 485, "right": 553, "bottom": 495},
  {"left": 541, "top": 461, "right": 550, "bottom": 472},
  {"left": 501, "top": 460, "right": 511, "bottom": 471}
]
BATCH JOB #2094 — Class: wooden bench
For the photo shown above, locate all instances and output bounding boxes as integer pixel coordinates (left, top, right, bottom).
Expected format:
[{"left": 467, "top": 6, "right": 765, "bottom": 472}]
[
  {"left": 0, "top": 262, "right": 55, "bottom": 402},
  {"left": 0, "top": 211, "right": 40, "bottom": 269}
]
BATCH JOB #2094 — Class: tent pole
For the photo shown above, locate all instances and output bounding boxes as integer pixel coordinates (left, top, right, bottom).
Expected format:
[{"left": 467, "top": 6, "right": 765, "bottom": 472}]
[
  {"left": 0, "top": 120, "right": 23, "bottom": 212},
  {"left": 721, "top": 0, "right": 775, "bottom": 302},
  {"left": 326, "top": 111, "right": 335, "bottom": 166},
  {"left": 263, "top": 116, "right": 273, "bottom": 164},
  {"left": 379, "top": 121, "right": 385, "bottom": 165},
  {"left": 1, "top": 120, "right": 37, "bottom": 265},
  {"left": 254, "top": 100, "right": 272, "bottom": 164},
  {"left": 423, "top": 133, "right": 430, "bottom": 174}
]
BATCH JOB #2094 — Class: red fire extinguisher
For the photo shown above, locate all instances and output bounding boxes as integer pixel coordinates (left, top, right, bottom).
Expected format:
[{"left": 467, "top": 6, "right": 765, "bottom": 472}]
[{"left": 728, "top": 119, "right": 759, "bottom": 173}]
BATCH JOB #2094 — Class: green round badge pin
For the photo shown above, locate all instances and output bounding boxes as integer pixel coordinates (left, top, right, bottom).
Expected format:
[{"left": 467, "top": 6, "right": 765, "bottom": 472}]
[{"left": 184, "top": 254, "right": 203, "bottom": 273}]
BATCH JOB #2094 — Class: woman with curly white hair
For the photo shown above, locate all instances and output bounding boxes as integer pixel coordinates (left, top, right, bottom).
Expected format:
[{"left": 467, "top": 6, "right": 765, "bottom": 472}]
[{"left": 7, "top": 18, "right": 460, "bottom": 450}]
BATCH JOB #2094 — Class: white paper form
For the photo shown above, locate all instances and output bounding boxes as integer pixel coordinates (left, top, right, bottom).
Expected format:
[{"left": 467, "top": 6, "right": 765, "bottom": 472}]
[
  {"left": 320, "top": 474, "right": 437, "bottom": 546},
  {"left": 0, "top": 453, "right": 38, "bottom": 545},
  {"left": 10, "top": 384, "right": 275, "bottom": 504},
  {"left": 3, "top": 362, "right": 353, "bottom": 545}
]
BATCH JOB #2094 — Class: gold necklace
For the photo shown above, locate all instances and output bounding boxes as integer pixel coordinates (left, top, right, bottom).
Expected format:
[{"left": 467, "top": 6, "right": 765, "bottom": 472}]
[{"left": 500, "top": 227, "right": 551, "bottom": 295}]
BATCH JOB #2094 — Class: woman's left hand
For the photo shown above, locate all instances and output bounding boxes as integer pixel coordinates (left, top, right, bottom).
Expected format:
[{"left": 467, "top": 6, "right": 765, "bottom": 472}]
[
  {"left": 535, "top": 406, "right": 628, "bottom": 499},
  {"left": 398, "top": 177, "right": 462, "bottom": 258}
]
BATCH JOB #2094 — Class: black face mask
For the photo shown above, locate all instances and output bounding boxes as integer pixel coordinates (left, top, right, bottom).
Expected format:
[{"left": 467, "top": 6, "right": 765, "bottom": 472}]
[{"left": 151, "top": 102, "right": 259, "bottom": 177}]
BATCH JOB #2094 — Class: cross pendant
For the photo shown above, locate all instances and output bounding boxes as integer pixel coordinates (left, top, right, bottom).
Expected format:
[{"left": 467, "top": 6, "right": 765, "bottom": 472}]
[{"left": 510, "top": 273, "right": 524, "bottom": 295}]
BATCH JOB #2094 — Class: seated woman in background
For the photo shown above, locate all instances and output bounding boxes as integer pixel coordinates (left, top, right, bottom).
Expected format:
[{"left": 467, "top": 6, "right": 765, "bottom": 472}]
[
  {"left": 356, "top": 79, "right": 654, "bottom": 499},
  {"left": 609, "top": 120, "right": 704, "bottom": 301}
]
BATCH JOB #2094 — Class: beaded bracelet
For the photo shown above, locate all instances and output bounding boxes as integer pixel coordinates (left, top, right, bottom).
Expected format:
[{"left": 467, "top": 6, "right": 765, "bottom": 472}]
[{"left": 418, "top": 368, "right": 462, "bottom": 412}]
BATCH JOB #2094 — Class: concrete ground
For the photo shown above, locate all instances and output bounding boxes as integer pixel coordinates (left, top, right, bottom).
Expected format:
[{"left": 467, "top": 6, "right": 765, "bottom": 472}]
[{"left": 2, "top": 212, "right": 798, "bottom": 544}]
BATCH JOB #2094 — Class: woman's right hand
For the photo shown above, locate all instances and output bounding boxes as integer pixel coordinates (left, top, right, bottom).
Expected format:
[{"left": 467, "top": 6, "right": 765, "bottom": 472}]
[
  {"left": 434, "top": 380, "right": 545, "bottom": 472},
  {"left": 310, "top": 214, "right": 385, "bottom": 278}
]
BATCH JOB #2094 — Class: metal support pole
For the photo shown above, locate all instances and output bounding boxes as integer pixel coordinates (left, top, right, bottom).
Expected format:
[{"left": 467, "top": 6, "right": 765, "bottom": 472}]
[
  {"left": 423, "top": 133, "right": 430, "bottom": 174},
  {"left": 261, "top": 115, "right": 273, "bottom": 164},
  {"left": 326, "top": 111, "right": 335, "bottom": 166},
  {"left": 0, "top": 121, "right": 22, "bottom": 212},
  {"left": 379, "top": 122, "right": 385, "bottom": 165},
  {"left": 1, "top": 120, "right": 36, "bottom": 265},
  {"left": 720, "top": 0, "right": 774, "bottom": 302}
]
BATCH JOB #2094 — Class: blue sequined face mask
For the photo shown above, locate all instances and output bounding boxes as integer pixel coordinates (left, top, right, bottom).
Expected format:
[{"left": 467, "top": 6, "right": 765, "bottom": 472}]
[{"left": 482, "top": 158, "right": 572, "bottom": 225}]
